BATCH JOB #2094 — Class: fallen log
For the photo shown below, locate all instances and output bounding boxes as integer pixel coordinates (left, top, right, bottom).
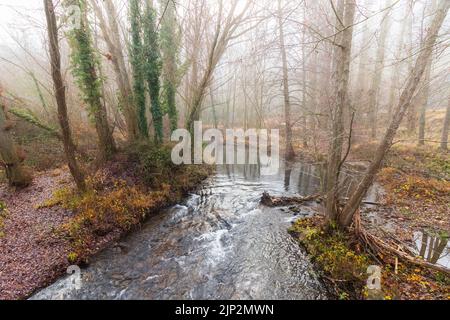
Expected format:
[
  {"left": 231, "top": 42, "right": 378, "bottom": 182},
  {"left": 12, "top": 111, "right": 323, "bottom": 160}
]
[{"left": 261, "top": 192, "right": 322, "bottom": 207}]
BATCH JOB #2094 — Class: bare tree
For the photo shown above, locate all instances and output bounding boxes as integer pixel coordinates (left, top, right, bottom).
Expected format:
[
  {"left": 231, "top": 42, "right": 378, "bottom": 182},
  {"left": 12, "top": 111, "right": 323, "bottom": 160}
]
[
  {"left": 441, "top": 95, "right": 450, "bottom": 151},
  {"left": 338, "top": 0, "right": 449, "bottom": 228},
  {"left": 418, "top": 0, "right": 438, "bottom": 146},
  {"left": 367, "top": 0, "right": 393, "bottom": 139},
  {"left": 325, "top": 0, "right": 356, "bottom": 222},
  {"left": 185, "top": 0, "right": 253, "bottom": 133}
]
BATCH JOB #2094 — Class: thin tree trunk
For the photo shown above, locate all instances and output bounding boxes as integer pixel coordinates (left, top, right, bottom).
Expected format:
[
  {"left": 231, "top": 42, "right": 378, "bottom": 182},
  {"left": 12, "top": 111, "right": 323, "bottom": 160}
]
[
  {"left": 301, "top": 20, "right": 308, "bottom": 148},
  {"left": 325, "top": 0, "right": 355, "bottom": 222},
  {"left": 418, "top": 61, "right": 432, "bottom": 145},
  {"left": 368, "top": 1, "right": 392, "bottom": 139},
  {"left": 387, "top": 7, "right": 409, "bottom": 117},
  {"left": 339, "top": 0, "right": 449, "bottom": 228},
  {"left": 277, "top": 0, "right": 295, "bottom": 160},
  {"left": 441, "top": 96, "right": 450, "bottom": 151},
  {"left": 209, "top": 87, "right": 218, "bottom": 129},
  {"left": 417, "top": 0, "right": 437, "bottom": 146},
  {"left": 44, "top": 0, "right": 86, "bottom": 191}
]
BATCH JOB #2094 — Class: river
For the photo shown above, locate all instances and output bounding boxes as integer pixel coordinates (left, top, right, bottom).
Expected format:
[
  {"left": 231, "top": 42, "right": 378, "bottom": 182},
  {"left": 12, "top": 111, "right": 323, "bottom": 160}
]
[{"left": 31, "top": 162, "right": 328, "bottom": 300}]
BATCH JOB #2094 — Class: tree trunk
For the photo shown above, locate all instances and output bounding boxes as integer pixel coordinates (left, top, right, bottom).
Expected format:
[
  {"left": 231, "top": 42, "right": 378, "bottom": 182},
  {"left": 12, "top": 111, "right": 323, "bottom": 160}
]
[
  {"left": 325, "top": 0, "right": 355, "bottom": 222},
  {"left": 441, "top": 96, "right": 450, "bottom": 151},
  {"left": 91, "top": 0, "right": 139, "bottom": 142},
  {"left": 417, "top": 61, "right": 432, "bottom": 145},
  {"left": 44, "top": 0, "right": 86, "bottom": 191},
  {"left": 387, "top": 6, "right": 409, "bottom": 117},
  {"left": 339, "top": 0, "right": 449, "bottom": 228},
  {"left": 277, "top": 0, "right": 295, "bottom": 160},
  {"left": 301, "top": 20, "right": 308, "bottom": 148},
  {"left": 160, "top": 0, "right": 179, "bottom": 134},
  {"left": 368, "top": 1, "right": 392, "bottom": 139},
  {"left": 0, "top": 102, "right": 31, "bottom": 187}
]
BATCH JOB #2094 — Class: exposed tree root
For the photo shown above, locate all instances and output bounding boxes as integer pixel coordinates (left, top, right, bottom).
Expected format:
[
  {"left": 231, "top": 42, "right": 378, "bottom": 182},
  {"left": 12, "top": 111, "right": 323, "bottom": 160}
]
[{"left": 352, "top": 210, "right": 450, "bottom": 275}]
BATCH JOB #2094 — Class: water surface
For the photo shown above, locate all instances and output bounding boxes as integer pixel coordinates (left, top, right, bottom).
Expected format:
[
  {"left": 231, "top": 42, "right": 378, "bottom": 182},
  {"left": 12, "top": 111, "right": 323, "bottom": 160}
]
[{"left": 32, "top": 163, "right": 327, "bottom": 300}]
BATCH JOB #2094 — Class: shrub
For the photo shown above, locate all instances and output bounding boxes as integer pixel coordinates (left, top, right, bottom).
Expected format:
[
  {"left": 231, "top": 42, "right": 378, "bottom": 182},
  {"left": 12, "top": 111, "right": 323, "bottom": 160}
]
[{"left": 289, "top": 218, "right": 370, "bottom": 299}]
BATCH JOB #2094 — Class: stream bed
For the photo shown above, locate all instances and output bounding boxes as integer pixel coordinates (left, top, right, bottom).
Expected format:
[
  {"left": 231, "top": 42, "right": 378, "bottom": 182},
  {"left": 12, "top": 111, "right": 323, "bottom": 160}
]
[{"left": 32, "top": 163, "right": 328, "bottom": 300}]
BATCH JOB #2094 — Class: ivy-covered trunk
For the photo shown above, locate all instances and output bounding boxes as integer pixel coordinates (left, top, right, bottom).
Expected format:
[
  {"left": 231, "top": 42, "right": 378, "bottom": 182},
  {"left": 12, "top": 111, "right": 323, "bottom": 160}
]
[
  {"left": 160, "top": 0, "right": 179, "bottom": 133},
  {"left": 129, "top": 0, "right": 148, "bottom": 138},
  {"left": 66, "top": 0, "right": 116, "bottom": 161},
  {"left": 143, "top": 1, "right": 163, "bottom": 143}
]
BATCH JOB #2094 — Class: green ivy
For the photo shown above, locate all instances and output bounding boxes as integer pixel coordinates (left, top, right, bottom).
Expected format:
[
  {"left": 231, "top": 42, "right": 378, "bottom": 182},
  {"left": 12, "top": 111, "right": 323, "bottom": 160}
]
[
  {"left": 65, "top": 0, "right": 103, "bottom": 122},
  {"left": 143, "top": 2, "right": 163, "bottom": 143},
  {"left": 129, "top": 0, "right": 148, "bottom": 138},
  {"left": 160, "top": 0, "right": 179, "bottom": 133}
]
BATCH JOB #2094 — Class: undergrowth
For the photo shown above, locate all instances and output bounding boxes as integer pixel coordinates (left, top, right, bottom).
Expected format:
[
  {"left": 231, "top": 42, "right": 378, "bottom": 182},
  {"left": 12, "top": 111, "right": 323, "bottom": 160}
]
[
  {"left": 38, "top": 143, "right": 213, "bottom": 262},
  {"left": 289, "top": 216, "right": 450, "bottom": 300},
  {"left": 289, "top": 217, "right": 370, "bottom": 299}
]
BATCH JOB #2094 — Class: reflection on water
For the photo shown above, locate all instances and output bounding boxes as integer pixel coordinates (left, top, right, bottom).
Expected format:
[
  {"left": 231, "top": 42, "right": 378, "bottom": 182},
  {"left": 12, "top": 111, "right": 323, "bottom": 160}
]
[
  {"left": 413, "top": 231, "right": 450, "bottom": 268},
  {"left": 31, "top": 162, "right": 327, "bottom": 300}
]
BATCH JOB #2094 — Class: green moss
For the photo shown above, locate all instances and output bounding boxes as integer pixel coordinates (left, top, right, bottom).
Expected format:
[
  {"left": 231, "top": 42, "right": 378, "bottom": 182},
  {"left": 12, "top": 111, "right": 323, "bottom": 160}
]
[
  {"left": 67, "top": 252, "right": 79, "bottom": 264},
  {"left": 289, "top": 218, "right": 370, "bottom": 299}
]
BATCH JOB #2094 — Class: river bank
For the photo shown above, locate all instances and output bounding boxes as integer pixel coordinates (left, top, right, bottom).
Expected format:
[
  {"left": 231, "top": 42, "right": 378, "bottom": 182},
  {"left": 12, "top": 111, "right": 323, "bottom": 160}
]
[
  {"left": 29, "top": 161, "right": 327, "bottom": 300},
  {"left": 0, "top": 144, "right": 212, "bottom": 300},
  {"left": 286, "top": 144, "right": 450, "bottom": 300}
]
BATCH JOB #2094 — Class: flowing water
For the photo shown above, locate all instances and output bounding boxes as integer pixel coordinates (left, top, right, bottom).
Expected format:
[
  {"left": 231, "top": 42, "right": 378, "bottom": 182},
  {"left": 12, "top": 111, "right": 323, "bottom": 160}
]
[{"left": 32, "top": 163, "right": 328, "bottom": 300}]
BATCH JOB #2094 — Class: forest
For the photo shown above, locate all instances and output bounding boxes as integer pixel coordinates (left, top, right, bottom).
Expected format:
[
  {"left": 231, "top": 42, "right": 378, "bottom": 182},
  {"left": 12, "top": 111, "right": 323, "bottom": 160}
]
[{"left": 0, "top": 0, "right": 449, "bottom": 301}]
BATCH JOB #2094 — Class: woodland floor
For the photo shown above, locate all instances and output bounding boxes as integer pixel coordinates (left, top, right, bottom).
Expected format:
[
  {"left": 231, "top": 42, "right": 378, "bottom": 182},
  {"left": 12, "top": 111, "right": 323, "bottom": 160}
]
[{"left": 0, "top": 170, "right": 77, "bottom": 300}]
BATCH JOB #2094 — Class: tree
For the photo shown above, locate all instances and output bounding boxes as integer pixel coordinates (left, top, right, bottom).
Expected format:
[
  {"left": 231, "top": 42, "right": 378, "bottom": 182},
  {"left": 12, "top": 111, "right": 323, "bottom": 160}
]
[
  {"left": 387, "top": 5, "right": 410, "bottom": 118},
  {"left": 367, "top": 0, "right": 393, "bottom": 139},
  {"left": 325, "top": 0, "right": 356, "bottom": 223},
  {"left": 277, "top": 0, "right": 295, "bottom": 160},
  {"left": 418, "top": 0, "right": 438, "bottom": 146},
  {"left": 338, "top": 0, "right": 449, "bottom": 228},
  {"left": 160, "top": 0, "right": 179, "bottom": 133},
  {"left": 143, "top": 0, "right": 163, "bottom": 143},
  {"left": 66, "top": 0, "right": 116, "bottom": 161},
  {"left": 0, "top": 94, "right": 31, "bottom": 187},
  {"left": 43, "top": 0, "right": 86, "bottom": 191},
  {"left": 91, "top": 0, "right": 139, "bottom": 142},
  {"left": 130, "top": 0, "right": 148, "bottom": 138},
  {"left": 185, "top": 0, "right": 253, "bottom": 134}
]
